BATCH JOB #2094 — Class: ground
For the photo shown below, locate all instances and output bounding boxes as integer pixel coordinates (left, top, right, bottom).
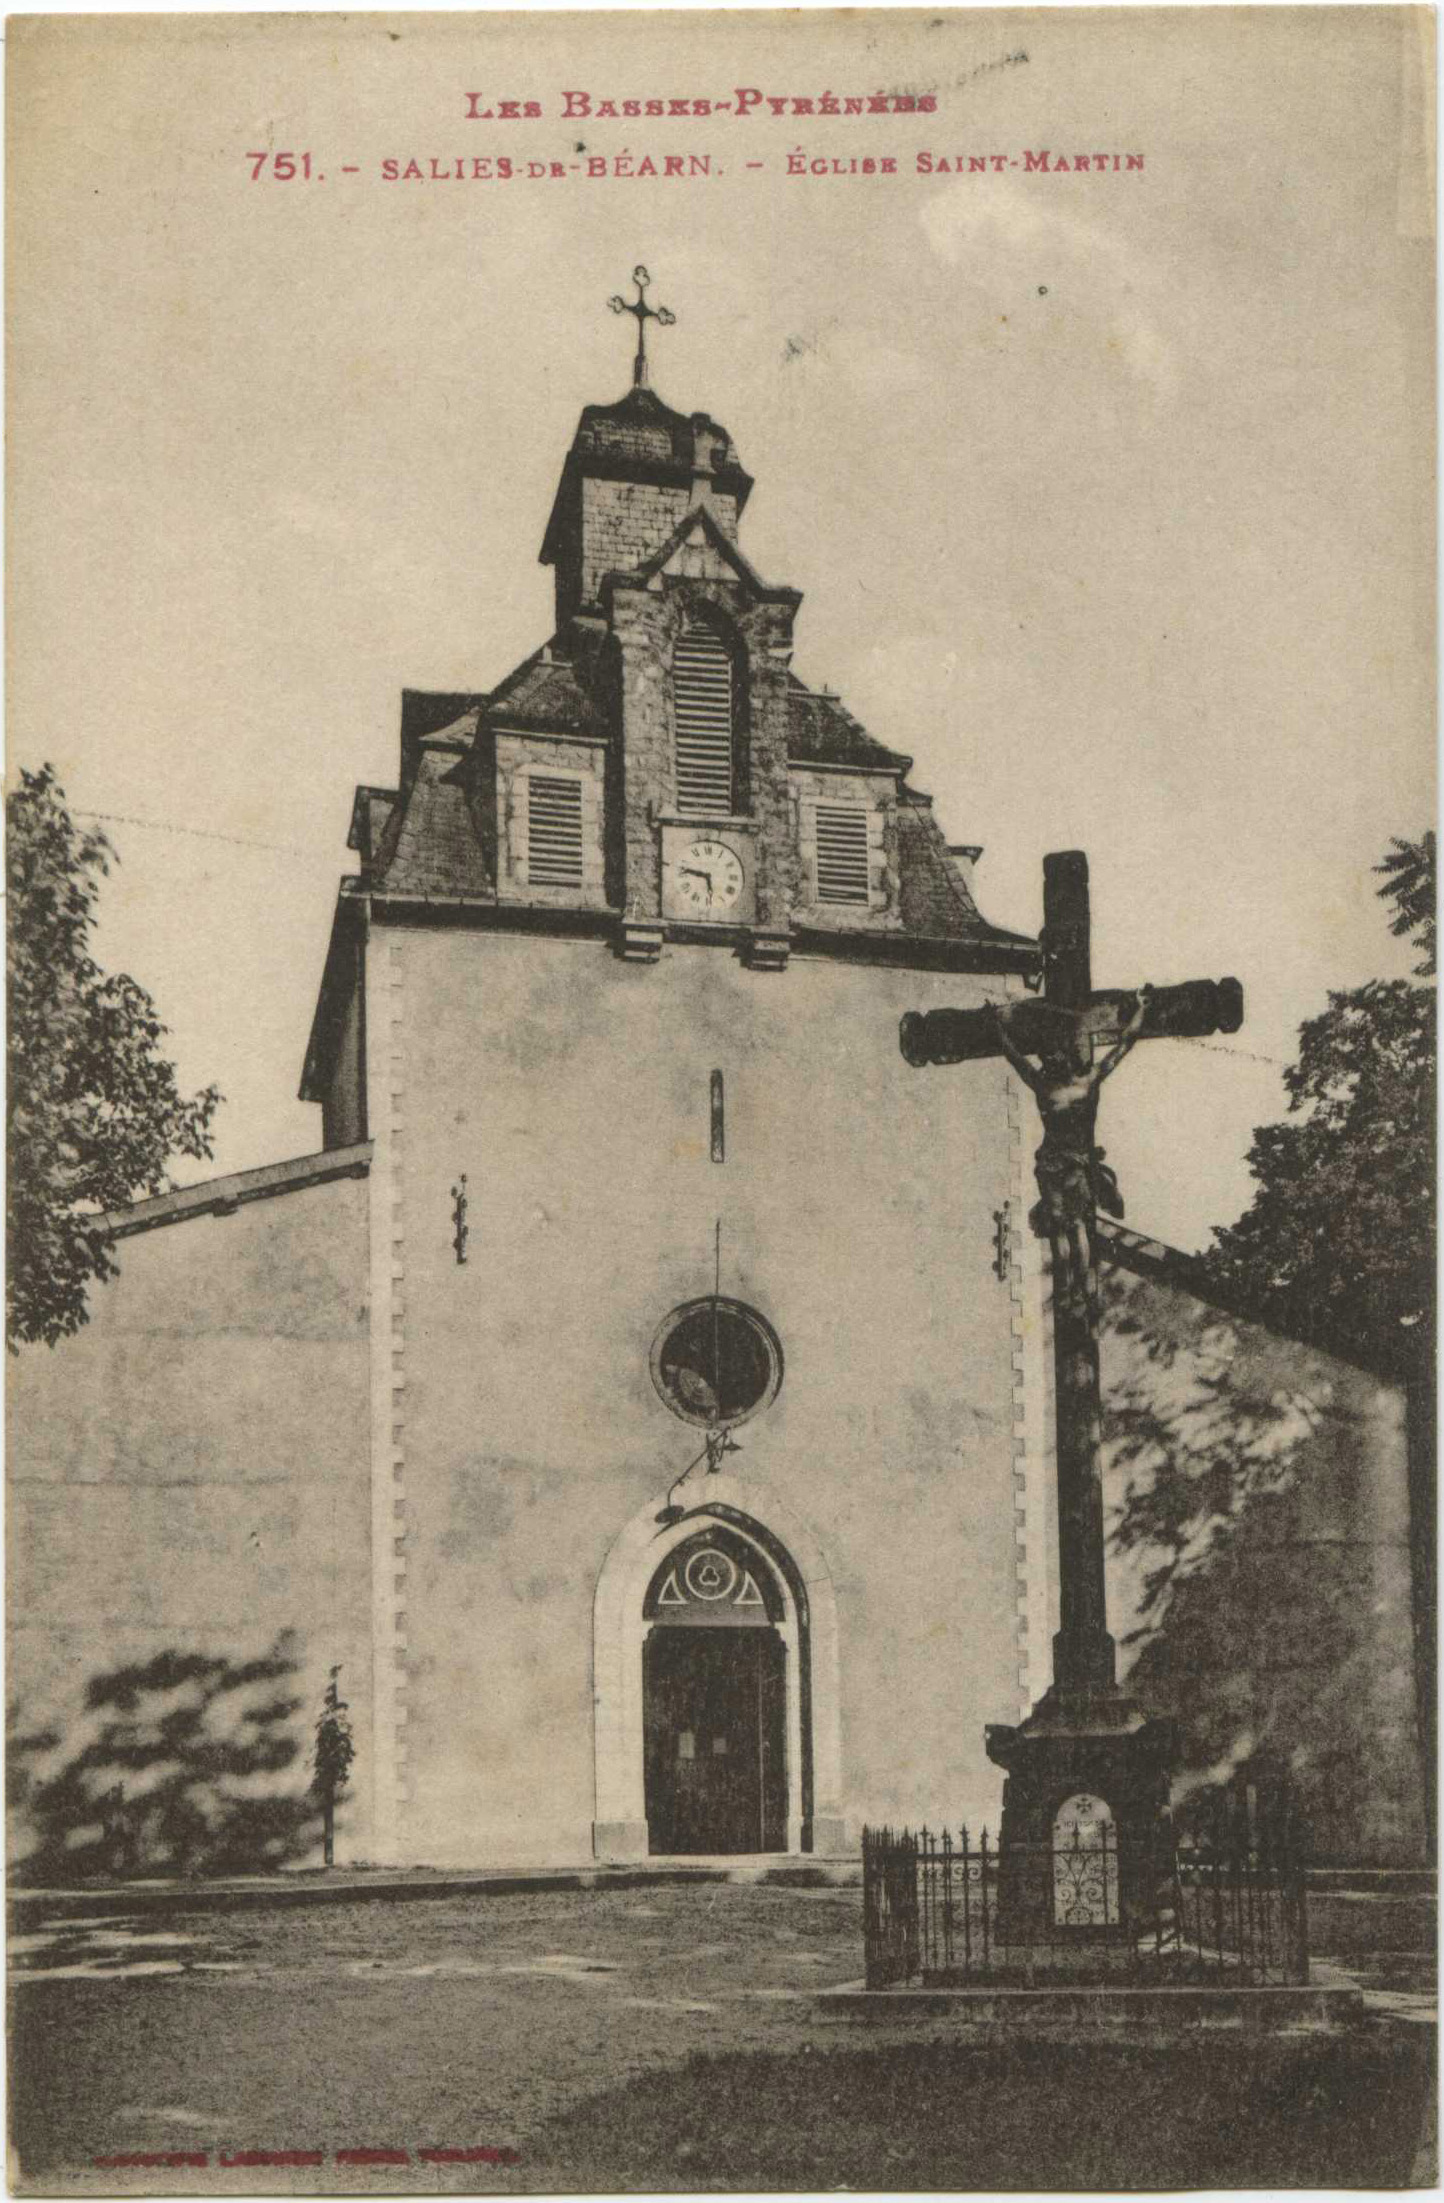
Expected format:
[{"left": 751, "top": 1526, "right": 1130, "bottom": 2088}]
[{"left": 8, "top": 1881, "right": 1435, "bottom": 2194}]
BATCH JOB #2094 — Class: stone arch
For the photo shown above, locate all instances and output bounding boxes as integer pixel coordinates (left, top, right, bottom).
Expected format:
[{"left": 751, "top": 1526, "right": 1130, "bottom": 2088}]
[{"left": 592, "top": 1474, "right": 843, "bottom": 1859}]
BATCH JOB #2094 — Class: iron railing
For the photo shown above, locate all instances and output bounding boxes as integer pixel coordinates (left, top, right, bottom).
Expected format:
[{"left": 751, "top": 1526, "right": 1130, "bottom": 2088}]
[{"left": 862, "top": 1803, "right": 1308, "bottom": 1989}]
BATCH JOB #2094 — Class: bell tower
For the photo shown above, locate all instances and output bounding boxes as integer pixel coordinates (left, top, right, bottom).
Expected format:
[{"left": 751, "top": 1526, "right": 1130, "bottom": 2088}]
[
  {"left": 537, "top": 268, "right": 802, "bottom": 951},
  {"left": 538, "top": 266, "right": 755, "bottom": 632}
]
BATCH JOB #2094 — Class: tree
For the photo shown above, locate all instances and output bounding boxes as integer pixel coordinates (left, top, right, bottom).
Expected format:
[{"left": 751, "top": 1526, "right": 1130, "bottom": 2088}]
[
  {"left": 7, "top": 765, "right": 221, "bottom": 1349},
  {"left": 1203, "top": 832, "right": 1434, "bottom": 1372},
  {"left": 1376, "top": 831, "right": 1435, "bottom": 978},
  {"left": 312, "top": 1666, "right": 356, "bottom": 1868},
  {"left": 1105, "top": 831, "right": 1436, "bottom": 1852}
]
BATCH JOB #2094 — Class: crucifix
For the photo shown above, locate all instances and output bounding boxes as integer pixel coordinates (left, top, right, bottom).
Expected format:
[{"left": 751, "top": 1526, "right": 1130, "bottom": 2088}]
[
  {"left": 900, "top": 850, "right": 1243, "bottom": 1940},
  {"left": 608, "top": 264, "right": 675, "bottom": 389}
]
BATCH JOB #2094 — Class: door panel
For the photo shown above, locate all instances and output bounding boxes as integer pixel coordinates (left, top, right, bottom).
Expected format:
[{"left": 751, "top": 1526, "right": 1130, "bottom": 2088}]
[{"left": 644, "top": 1628, "right": 786, "bottom": 1854}]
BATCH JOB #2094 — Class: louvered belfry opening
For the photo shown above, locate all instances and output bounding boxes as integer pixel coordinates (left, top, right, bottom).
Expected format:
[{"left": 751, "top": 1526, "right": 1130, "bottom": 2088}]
[
  {"left": 526, "top": 772, "right": 584, "bottom": 886},
  {"left": 815, "top": 804, "right": 871, "bottom": 904},
  {"left": 673, "top": 622, "right": 737, "bottom": 816}
]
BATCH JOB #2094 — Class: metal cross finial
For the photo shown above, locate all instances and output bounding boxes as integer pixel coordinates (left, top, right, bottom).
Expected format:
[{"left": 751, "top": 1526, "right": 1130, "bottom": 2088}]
[{"left": 608, "top": 264, "right": 675, "bottom": 388}]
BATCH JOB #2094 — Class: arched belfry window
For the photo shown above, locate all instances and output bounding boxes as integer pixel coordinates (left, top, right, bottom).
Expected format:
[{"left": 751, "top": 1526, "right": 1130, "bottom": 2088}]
[{"left": 673, "top": 621, "right": 739, "bottom": 817}]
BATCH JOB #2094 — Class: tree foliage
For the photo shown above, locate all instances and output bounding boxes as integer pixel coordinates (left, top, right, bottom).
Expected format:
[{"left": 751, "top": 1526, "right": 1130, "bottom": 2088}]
[
  {"left": 1376, "top": 831, "right": 1436, "bottom": 977},
  {"left": 7, "top": 764, "right": 221, "bottom": 1349},
  {"left": 312, "top": 1666, "right": 356, "bottom": 1803},
  {"left": 1203, "top": 831, "right": 1435, "bottom": 1373}
]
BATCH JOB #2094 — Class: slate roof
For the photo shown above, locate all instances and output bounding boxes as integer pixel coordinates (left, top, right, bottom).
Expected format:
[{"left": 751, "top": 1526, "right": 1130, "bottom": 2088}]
[
  {"left": 379, "top": 743, "right": 493, "bottom": 899},
  {"left": 787, "top": 677, "right": 911, "bottom": 773},
  {"left": 341, "top": 579, "right": 1033, "bottom": 951},
  {"left": 474, "top": 630, "right": 917, "bottom": 771},
  {"left": 1097, "top": 1218, "right": 1425, "bottom": 1384},
  {"left": 569, "top": 384, "right": 746, "bottom": 484},
  {"left": 481, "top": 631, "right": 604, "bottom": 736},
  {"left": 353, "top": 640, "right": 1024, "bottom": 944},
  {"left": 401, "top": 691, "right": 477, "bottom": 748},
  {"left": 896, "top": 795, "right": 990, "bottom": 936}
]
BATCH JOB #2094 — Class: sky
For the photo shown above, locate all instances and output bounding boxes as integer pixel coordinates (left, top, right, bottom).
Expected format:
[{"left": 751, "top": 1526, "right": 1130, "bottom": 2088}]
[{"left": 9, "top": 6, "right": 1434, "bottom": 1252}]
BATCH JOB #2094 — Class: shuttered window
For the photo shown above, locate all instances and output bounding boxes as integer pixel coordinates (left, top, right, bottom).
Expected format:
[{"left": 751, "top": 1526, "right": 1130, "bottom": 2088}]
[
  {"left": 526, "top": 773, "right": 584, "bottom": 887},
  {"left": 814, "top": 805, "right": 872, "bottom": 905},
  {"left": 673, "top": 626, "right": 735, "bottom": 816}
]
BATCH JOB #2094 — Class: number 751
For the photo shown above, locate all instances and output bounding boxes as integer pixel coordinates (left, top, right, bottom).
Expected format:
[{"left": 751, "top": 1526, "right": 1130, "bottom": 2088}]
[{"left": 246, "top": 152, "right": 313, "bottom": 180}]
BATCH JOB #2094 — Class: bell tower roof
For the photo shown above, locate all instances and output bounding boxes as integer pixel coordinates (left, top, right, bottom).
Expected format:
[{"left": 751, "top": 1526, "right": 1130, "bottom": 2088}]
[
  {"left": 540, "top": 268, "right": 755, "bottom": 625},
  {"left": 539, "top": 383, "right": 753, "bottom": 575}
]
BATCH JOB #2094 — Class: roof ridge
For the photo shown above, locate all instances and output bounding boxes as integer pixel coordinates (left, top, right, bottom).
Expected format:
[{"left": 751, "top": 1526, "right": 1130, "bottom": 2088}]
[
  {"left": 103, "top": 1146, "right": 373, "bottom": 1240},
  {"left": 1097, "top": 1215, "right": 1421, "bottom": 1380}
]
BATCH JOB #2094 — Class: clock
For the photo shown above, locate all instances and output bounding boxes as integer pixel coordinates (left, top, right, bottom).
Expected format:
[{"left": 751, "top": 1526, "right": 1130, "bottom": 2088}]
[
  {"left": 671, "top": 835, "right": 745, "bottom": 918},
  {"left": 658, "top": 820, "right": 757, "bottom": 923}
]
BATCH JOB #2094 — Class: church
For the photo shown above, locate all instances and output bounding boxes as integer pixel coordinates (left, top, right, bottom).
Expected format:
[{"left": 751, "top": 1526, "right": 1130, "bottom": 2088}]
[{"left": 8, "top": 286, "right": 1429, "bottom": 1876}]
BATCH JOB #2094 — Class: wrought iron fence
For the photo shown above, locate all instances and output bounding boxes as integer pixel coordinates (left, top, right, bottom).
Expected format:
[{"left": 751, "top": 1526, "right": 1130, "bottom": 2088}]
[{"left": 862, "top": 1800, "right": 1308, "bottom": 1989}]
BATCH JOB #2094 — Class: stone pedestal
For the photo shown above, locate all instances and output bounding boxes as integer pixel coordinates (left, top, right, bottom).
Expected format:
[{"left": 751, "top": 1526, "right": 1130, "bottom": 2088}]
[{"left": 986, "top": 1689, "right": 1176, "bottom": 1949}]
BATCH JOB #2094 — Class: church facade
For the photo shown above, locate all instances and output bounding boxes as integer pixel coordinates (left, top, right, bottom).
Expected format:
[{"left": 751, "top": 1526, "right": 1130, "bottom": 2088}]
[
  {"left": 10, "top": 350, "right": 1058, "bottom": 1871},
  {"left": 9, "top": 336, "right": 1428, "bottom": 1876}
]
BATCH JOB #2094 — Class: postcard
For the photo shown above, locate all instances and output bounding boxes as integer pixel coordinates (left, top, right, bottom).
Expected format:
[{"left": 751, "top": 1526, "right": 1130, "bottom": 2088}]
[{"left": 7, "top": 8, "right": 1435, "bottom": 2194}]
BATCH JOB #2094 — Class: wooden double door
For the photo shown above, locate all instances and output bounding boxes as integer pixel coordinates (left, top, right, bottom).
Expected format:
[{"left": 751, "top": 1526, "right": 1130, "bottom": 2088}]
[{"left": 644, "top": 1626, "right": 787, "bottom": 1855}]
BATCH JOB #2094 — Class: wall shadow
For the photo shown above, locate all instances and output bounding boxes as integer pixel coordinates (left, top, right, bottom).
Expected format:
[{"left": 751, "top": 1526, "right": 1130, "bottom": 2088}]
[{"left": 7, "top": 1634, "right": 319, "bottom": 1884}]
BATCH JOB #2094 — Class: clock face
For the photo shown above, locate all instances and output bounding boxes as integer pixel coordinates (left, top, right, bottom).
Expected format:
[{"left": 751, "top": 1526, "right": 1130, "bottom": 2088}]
[{"left": 674, "top": 837, "right": 745, "bottom": 916}]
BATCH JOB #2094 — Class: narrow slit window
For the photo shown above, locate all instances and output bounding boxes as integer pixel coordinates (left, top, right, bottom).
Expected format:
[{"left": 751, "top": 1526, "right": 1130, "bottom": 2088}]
[
  {"left": 526, "top": 773, "right": 584, "bottom": 887},
  {"left": 710, "top": 1070, "right": 725, "bottom": 1163},
  {"left": 673, "top": 626, "right": 735, "bottom": 816},
  {"left": 814, "top": 805, "right": 871, "bottom": 905}
]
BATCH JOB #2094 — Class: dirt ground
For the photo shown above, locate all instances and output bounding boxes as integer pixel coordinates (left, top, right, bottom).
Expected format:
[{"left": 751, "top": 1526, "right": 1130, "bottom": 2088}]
[{"left": 8, "top": 1881, "right": 1436, "bottom": 2194}]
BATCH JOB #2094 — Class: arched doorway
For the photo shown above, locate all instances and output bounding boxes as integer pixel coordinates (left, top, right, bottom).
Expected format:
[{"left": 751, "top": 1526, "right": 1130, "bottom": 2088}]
[
  {"left": 591, "top": 1475, "right": 844, "bottom": 1862},
  {"left": 642, "top": 1526, "right": 787, "bottom": 1855}
]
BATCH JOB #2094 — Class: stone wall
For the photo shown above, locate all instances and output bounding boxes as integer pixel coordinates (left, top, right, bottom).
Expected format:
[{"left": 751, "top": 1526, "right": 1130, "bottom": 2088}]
[
  {"left": 610, "top": 578, "right": 801, "bottom": 926},
  {"left": 6, "top": 1170, "right": 374, "bottom": 1874},
  {"left": 1100, "top": 1264, "right": 1429, "bottom": 1866},
  {"left": 578, "top": 478, "right": 739, "bottom": 609}
]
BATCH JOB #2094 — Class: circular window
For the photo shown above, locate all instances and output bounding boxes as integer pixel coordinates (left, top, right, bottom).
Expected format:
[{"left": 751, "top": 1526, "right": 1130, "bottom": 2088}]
[{"left": 650, "top": 1297, "right": 783, "bottom": 1428}]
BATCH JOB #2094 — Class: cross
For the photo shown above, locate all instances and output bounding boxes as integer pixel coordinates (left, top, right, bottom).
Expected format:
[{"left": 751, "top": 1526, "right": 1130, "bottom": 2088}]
[
  {"left": 901, "top": 850, "right": 1242, "bottom": 1703},
  {"left": 608, "top": 265, "right": 675, "bottom": 389}
]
